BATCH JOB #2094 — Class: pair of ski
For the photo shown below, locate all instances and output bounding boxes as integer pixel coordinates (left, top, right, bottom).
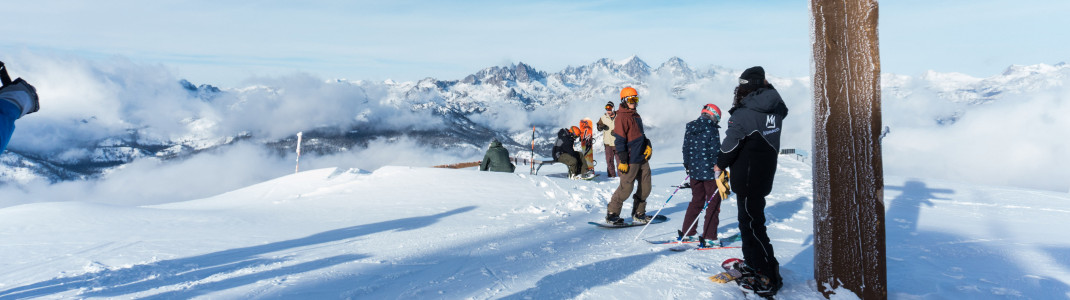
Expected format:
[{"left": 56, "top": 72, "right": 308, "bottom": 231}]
[
  {"left": 644, "top": 232, "right": 742, "bottom": 251},
  {"left": 709, "top": 258, "right": 777, "bottom": 300}
]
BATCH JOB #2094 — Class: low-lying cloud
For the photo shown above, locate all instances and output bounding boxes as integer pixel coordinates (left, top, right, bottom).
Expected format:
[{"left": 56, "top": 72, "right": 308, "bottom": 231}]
[{"left": 2, "top": 52, "right": 1066, "bottom": 208}]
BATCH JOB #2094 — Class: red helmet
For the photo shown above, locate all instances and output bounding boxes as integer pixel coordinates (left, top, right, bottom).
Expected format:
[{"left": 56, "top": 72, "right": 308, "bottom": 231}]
[{"left": 702, "top": 103, "right": 722, "bottom": 121}]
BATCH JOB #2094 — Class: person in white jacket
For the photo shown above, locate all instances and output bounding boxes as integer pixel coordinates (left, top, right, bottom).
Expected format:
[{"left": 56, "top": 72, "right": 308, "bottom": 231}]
[{"left": 596, "top": 101, "right": 617, "bottom": 178}]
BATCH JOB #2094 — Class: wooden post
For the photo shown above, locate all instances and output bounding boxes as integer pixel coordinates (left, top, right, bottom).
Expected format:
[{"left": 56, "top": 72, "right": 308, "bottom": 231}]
[{"left": 811, "top": 0, "right": 887, "bottom": 299}]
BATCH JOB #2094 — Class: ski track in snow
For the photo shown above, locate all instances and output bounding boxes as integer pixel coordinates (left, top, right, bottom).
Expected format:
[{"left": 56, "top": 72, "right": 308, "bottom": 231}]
[{"left": 1, "top": 156, "right": 1068, "bottom": 299}]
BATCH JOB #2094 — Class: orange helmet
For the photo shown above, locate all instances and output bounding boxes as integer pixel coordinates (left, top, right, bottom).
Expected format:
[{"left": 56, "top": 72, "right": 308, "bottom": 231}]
[
  {"left": 570, "top": 126, "right": 581, "bottom": 137},
  {"left": 619, "top": 87, "right": 638, "bottom": 100}
]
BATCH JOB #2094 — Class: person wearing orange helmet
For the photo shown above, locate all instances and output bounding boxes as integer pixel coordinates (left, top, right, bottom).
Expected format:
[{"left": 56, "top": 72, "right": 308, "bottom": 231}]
[
  {"left": 606, "top": 86, "right": 654, "bottom": 225},
  {"left": 552, "top": 125, "right": 590, "bottom": 179}
]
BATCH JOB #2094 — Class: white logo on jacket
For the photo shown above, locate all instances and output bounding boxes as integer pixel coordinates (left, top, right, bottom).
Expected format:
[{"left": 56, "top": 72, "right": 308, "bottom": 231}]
[{"left": 766, "top": 115, "right": 777, "bottom": 128}]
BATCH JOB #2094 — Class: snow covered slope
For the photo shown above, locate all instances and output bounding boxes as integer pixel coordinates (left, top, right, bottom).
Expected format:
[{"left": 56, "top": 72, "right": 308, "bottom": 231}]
[{"left": 2, "top": 154, "right": 1067, "bottom": 299}]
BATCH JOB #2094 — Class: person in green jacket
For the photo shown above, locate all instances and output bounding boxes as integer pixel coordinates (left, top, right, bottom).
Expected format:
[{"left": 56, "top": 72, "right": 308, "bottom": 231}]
[{"left": 480, "top": 138, "right": 515, "bottom": 172}]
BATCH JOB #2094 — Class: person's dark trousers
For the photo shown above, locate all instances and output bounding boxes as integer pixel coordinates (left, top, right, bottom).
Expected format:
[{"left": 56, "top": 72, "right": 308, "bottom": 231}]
[
  {"left": 557, "top": 152, "right": 586, "bottom": 176},
  {"left": 737, "top": 193, "right": 781, "bottom": 283},
  {"left": 603, "top": 145, "right": 618, "bottom": 177},
  {"left": 609, "top": 161, "right": 651, "bottom": 216},
  {"left": 682, "top": 178, "right": 721, "bottom": 239}
]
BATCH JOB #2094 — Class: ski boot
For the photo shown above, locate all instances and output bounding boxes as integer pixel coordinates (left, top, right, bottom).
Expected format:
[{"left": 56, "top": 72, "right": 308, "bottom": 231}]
[
  {"left": 631, "top": 213, "right": 653, "bottom": 224},
  {"left": 605, "top": 213, "right": 625, "bottom": 225},
  {"left": 676, "top": 230, "right": 697, "bottom": 242}
]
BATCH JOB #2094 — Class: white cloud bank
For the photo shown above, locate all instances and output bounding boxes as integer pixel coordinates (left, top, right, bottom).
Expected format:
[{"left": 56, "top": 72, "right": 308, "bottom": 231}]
[{"left": 1, "top": 53, "right": 1066, "bottom": 207}]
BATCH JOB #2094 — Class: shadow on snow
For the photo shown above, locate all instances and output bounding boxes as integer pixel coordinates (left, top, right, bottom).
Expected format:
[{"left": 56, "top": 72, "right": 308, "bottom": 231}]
[
  {"left": 498, "top": 251, "right": 671, "bottom": 300},
  {"left": 784, "top": 180, "right": 1070, "bottom": 299},
  {"left": 0, "top": 206, "right": 476, "bottom": 299}
]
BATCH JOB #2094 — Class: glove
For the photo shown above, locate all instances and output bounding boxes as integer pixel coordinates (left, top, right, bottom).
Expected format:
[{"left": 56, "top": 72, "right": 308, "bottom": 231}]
[
  {"left": 0, "top": 78, "right": 40, "bottom": 118},
  {"left": 716, "top": 170, "right": 731, "bottom": 200},
  {"left": 597, "top": 123, "right": 608, "bottom": 131},
  {"left": 642, "top": 145, "right": 652, "bottom": 160},
  {"left": 618, "top": 163, "right": 629, "bottom": 174}
]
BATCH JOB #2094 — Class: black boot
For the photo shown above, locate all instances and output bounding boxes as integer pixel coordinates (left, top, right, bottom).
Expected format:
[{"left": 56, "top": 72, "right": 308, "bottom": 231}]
[
  {"left": 605, "top": 213, "right": 625, "bottom": 225},
  {"left": 630, "top": 194, "right": 647, "bottom": 220}
]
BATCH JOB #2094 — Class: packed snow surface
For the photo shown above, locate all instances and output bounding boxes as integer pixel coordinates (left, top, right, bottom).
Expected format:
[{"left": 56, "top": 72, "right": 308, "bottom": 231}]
[{"left": 1, "top": 156, "right": 1068, "bottom": 299}]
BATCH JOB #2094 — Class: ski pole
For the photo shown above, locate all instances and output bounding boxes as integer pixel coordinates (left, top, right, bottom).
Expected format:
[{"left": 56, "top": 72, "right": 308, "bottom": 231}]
[
  {"left": 633, "top": 175, "right": 690, "bottom": 241},
  {"left": 681, "top": 191, "right": 720, "bottom": 245},
  {"left": 683, "top": 171, "right": 733, "bottom": 245}
]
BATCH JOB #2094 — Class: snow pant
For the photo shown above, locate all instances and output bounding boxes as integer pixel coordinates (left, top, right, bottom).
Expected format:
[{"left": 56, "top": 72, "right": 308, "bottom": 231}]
[
  {"left": 608, "top": 161, "right": 651, "bottom": 217},
  {"left": 603, "top": 145, "right": 618, "bottom": 177},
  {"left": 738, "top": 193, "right": 781, "bottom": 284},
  {"left": 556, "top": 152, "right": 587, "bottom": 176},
  {"left": 0, "top": 101, "right": 17, "bottom": 152},
  {"left": 682, "top": 178, "right": 721, "bottom": 239}
]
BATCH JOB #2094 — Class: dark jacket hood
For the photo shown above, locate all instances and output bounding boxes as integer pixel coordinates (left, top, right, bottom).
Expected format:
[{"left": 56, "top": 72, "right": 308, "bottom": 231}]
[{"left": 731, "top": 87, "right": 789, "bottom": 117}]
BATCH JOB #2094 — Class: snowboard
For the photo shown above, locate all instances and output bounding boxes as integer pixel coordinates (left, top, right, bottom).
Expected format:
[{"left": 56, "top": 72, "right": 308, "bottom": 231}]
[
  {"left": 588, "top": 215, "right": 668, "bottom": 228},
  {"left": 579, "top": 118, "right": 596, "bottom": 174}
]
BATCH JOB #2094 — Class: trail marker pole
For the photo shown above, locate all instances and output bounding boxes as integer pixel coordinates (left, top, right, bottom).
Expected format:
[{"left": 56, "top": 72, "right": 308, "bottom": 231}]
[{"left": 295, "top": 132, "right": 303, "bottom": 174}]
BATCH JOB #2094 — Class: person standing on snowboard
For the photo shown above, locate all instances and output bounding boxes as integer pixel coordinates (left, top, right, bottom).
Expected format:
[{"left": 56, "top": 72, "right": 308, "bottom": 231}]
[
  {"left": 606, "top": 86, "right": 653, "bottom": 225},
  {"left": 681, "top": 103, "right": 724, "bottom": 246},
  {"left": 715, "top": 66, "right": 788, "bottom": 296}
]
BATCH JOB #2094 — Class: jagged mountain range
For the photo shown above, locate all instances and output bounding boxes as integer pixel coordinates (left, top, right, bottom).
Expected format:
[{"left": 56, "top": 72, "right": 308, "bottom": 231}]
[{"left": 1, "top": 57, "right": 1066, "bottom": 186}]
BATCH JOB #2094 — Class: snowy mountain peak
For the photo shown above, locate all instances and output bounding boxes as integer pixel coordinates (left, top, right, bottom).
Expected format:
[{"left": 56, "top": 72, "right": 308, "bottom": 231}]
[
  {"left": 463, "top": 62, "right": 547, "bottom": 86},
  {"left": 1000, "top": 63, "right": 1066, "bottom": 78},
  {"left": 616, "top": 55, "right": 641, "bottom": 65},
  {"left": 618, "top": 56, "right": 651, "bottom": 78},
  {"left": 655, "top": 56, "right": 694, "bottom": 79}
]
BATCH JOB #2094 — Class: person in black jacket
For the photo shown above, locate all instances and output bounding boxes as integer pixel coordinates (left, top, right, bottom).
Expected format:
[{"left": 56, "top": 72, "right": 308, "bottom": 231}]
[
  {"left": 552, "top": 127, "right": 590, "bottom": 179},
  {"left": 715, "top": 66, "right": 788, "bottom": 297}
]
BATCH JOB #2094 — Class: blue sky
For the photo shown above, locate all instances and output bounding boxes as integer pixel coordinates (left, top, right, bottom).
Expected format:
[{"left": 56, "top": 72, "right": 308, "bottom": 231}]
[{"left": 1, "top": 0, "right": 1066, "bottom": 87}]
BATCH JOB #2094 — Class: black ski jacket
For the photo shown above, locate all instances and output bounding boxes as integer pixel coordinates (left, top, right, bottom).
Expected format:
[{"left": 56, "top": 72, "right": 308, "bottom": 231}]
[
  {"left": 552, "top": 128, "right": 580, "bottom": 161},
  {"left": 717, "top": 87, "right": 789, "bottom": 196}
]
